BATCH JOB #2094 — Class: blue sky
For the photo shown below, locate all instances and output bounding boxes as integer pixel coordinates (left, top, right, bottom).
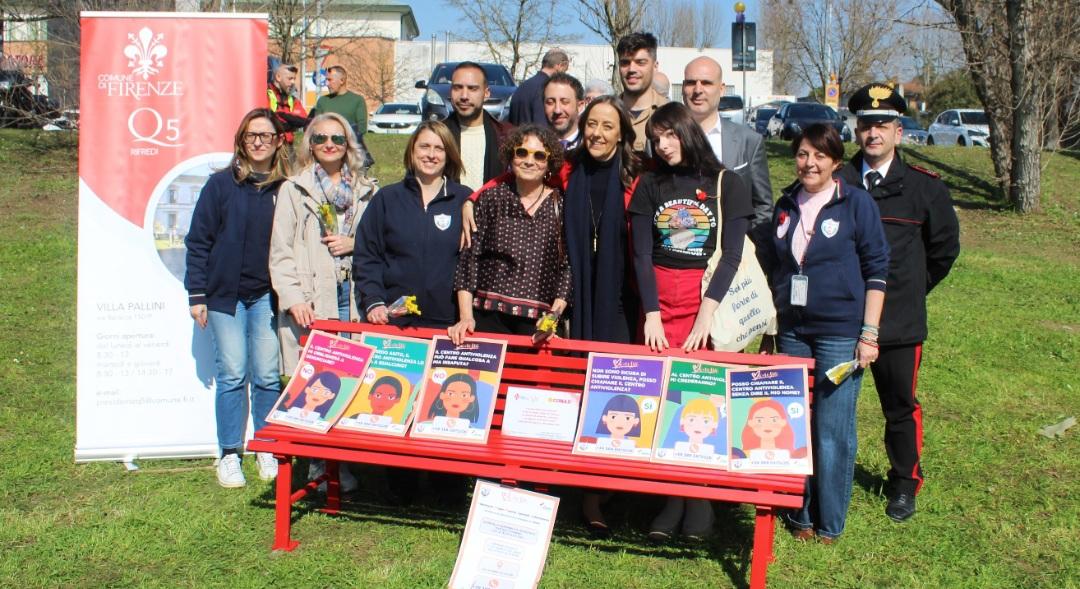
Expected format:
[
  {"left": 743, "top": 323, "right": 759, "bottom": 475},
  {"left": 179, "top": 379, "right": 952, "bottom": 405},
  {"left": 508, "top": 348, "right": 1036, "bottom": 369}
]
[{"left": 409, "top": 0, "right": 760, "bottom": 49}]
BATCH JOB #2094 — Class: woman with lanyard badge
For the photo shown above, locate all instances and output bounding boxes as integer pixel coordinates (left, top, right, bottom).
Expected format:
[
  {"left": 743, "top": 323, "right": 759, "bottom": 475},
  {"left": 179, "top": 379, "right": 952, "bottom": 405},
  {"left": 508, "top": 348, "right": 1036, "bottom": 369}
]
[
  {"left": 271, "top": 112, "right": 377, "bottom": 374},
  {"left": 760, "top": 123, "right": 889, "bottom": 544},
  {"left": 627, "top": 102, "right": 754, "bottom": 541}
]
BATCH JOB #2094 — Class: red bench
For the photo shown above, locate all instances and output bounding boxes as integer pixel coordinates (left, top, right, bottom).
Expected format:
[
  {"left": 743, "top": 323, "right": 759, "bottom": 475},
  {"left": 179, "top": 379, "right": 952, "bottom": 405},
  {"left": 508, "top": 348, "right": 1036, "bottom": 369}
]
[{"left": 249, "top": 320, "right": 812, "bottom": 589}]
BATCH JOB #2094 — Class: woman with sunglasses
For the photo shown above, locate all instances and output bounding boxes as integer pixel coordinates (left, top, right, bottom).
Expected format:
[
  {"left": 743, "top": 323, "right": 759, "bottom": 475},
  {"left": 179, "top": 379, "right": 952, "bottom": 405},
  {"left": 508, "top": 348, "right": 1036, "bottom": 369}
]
[
  {"left": 184, "top": 108, "right": 290, "bottom": 488},
  {"left": 449, "top": 124, "right": 571, "bottom": 343},
  {"left": 627, "top": 102, "right": 755, "bottom": 542},
  {"left": 271, "top": 112, "right": 377, "bottom": 375}
]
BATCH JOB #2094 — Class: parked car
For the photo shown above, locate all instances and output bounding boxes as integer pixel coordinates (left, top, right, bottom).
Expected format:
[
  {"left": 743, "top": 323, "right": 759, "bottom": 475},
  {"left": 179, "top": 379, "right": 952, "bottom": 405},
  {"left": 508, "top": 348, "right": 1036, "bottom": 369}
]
[
  {"left": 717, "top": 95, "right": 745, "bottom": 126},
  {"left": 899, "top": 116, "right": 929, "bottom": 145},
  {"left": 767, "top": 102, "right": 851, "bottom": 142},
  {"left": 747, "top": 106, "right": 777, "bottom": 136},
  {"left": 416, "top": 62, "right": 516, "bottom": 122},
  {"left": 927, "top": 108, "right": 990, "bottom": 147},
  {"left": 836, "top": 108, "right": 858, "bottom": 142},
  {"left": 369, "top": 102, "right": 421, "bottom": 135}
]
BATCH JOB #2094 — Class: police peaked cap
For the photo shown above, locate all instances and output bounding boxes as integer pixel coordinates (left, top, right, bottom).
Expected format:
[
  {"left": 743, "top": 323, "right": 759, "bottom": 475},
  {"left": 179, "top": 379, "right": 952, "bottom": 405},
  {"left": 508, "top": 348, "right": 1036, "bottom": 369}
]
[{"left": 848, "top": 83, "right": 907, "bottom": 123}]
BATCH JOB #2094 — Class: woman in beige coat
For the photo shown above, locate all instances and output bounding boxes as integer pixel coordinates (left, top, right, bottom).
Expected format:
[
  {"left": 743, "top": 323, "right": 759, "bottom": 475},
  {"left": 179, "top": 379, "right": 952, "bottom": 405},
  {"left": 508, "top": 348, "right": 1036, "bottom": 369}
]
[{"left": 270, "top": 112, "right": 377, "bottom": 375}]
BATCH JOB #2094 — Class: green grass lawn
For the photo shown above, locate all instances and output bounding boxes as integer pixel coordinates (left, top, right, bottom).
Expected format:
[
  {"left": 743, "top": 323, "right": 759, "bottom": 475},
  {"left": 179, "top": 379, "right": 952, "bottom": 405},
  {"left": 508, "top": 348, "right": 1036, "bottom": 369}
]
[{"left": 0, "top": 130, "right": 1077, "bottom": 588}]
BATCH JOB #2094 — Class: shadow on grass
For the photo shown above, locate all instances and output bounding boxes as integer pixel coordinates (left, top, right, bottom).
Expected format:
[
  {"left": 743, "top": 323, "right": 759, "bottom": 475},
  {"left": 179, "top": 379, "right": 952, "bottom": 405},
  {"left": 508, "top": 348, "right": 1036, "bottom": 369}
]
[
  {"left": 251, "top": 465, "right": 759, "bottom": 589},
  {"left": 852, "top": 463, "right": 888, "bottom": 497},
  {"left": 902, "top": 149, "right": 1008, "bottom": 211}
]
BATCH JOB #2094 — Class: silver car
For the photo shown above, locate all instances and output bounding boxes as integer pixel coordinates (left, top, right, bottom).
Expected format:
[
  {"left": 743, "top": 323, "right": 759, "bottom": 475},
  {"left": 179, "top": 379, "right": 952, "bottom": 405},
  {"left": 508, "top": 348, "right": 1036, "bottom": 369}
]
[
  {"left": 927, "top": 109, "right": 990, "bottom": 147},
  {"left": 899, "top": 116, "right": 929, "bottom": 145}
]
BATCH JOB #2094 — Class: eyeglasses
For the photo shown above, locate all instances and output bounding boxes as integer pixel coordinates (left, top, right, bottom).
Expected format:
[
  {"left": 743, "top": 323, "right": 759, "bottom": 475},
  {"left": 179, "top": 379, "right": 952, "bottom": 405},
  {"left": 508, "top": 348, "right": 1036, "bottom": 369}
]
[
  {"left": 242, "top": 132, "right": 278, "bottom": 144},
  {"left": 513, "top": 147, "right": 549, "bottom": 162},
  {"left": 311, "top": 133, "right": 347, "bottom": 146}
]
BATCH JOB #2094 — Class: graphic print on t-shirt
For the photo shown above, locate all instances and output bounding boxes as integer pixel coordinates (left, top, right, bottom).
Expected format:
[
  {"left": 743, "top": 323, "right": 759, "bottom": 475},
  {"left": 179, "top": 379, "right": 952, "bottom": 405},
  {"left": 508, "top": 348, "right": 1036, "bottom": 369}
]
[{"left": 654, "top": 198, "right": 717, "bottom": 257}]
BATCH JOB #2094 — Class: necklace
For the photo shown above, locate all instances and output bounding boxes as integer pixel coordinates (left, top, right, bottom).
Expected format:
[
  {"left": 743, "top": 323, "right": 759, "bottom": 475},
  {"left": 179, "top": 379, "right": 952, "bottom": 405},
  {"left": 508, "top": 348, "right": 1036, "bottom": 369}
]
[{"left": 520, "top": 184, "right": 546, "bottom": 215}]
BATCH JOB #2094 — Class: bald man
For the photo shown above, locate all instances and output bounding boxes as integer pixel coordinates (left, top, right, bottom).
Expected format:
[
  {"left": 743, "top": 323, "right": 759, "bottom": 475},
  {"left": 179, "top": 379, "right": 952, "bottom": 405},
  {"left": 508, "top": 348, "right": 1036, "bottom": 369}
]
[
  {"left": 652, "top": 71, "right": 670, "bottom": 99},
  {"left": 682, "top": 56, "right": 773, "bottom": 229}
]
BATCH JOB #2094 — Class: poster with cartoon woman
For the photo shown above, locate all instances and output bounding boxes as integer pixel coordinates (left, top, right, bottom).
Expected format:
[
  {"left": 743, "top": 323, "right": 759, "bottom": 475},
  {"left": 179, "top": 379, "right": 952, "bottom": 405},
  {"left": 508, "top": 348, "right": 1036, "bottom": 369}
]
[
  {"left": 410, "top": 336, "right": 506, "bottom": 444},
  {"left": 651, "top": 359, "right": 730, "bottom": 469},
  {"left": 334, "top": 334, "right": 433, "bottom": 436},
  {"left": 573, "top": 353, "right": 668, "bottom": 461},
  {"left": 265, "top": 331, "right": 376, "bottom": 434},
  {"left": 727, "top": 365, "right": 813, "bottom": 475}
]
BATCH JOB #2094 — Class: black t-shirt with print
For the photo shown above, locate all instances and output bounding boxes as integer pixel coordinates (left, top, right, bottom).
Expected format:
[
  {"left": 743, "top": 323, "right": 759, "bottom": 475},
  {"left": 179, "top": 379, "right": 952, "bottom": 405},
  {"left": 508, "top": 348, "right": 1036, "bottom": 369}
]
[{"left": 628, "top": 169, "right": 754, "bottom": 269}]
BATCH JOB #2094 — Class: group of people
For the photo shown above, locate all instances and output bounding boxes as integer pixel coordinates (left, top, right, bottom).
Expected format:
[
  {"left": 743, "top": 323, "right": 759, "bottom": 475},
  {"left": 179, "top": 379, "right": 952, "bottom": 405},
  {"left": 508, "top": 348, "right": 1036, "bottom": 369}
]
[{"left": 184, "top": 31, "right": 960, "bottom": 546}]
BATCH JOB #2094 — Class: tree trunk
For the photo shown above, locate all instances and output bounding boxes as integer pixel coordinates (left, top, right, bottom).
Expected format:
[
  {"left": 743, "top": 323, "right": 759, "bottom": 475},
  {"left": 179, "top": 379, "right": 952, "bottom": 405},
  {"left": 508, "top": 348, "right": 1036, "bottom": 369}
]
[{"left": 1007, "top": 0, "right": 1041, "bottom": 213}]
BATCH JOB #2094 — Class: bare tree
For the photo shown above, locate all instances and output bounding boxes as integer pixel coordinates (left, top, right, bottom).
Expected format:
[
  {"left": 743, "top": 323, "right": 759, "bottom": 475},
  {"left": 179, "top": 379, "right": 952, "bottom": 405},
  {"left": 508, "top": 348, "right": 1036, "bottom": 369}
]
[
  {"left": 648, "top": 0, "right": 721, "bottom": 49},
  {"left": 350, "top": 39, "right": 425, "bottom": 106},
  {"left": 758, "top": 0, "right": 899, "bottom": 100},
  {"left": 444, "top": 0, "right": 578, "bottom": 81},
  {"left": 574, "top": 0, "right": 652, "bottom": 86},
  {"left": 936, "top": 0, "right": 1080, "bottom": 212}
]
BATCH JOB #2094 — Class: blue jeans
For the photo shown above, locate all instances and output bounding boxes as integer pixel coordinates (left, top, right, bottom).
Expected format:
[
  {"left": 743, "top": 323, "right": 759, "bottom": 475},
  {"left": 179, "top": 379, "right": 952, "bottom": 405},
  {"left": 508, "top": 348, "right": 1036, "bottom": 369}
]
[
  {"left": 337, "top": 280, "right": 352, "bottom": 322},
  {"left": 778, "top": 330, "right": 861, "bottom": 539},
  {"left": 207, "top": 293, "right": 281, "bottom": 453}
]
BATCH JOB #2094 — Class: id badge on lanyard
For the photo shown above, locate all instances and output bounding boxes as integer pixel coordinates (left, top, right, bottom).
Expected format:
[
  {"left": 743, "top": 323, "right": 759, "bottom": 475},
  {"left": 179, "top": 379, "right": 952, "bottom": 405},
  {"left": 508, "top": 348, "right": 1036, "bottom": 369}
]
[{"left": 791, "top": 274, "right": 808, "bottom": 306}]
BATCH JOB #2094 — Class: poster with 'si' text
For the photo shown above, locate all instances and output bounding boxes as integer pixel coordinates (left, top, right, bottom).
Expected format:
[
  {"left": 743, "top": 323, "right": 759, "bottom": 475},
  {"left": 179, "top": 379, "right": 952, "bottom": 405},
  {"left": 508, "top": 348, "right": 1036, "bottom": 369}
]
[{"left": 76, "top": 12, "right": 267, "bottom": 461}]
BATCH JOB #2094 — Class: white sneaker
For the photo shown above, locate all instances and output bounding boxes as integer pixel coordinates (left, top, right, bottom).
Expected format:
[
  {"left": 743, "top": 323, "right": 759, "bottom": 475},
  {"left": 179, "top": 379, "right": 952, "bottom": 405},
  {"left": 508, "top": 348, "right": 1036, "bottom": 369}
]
[
  {"left": 256, "top": 452, "right": 278, "bottom": 481},
  {"left": 216, "top": 454, "right": 246, "bottom": 488},
  {"left": 307, "top": 460, "right": 359, "bottom": 494}
]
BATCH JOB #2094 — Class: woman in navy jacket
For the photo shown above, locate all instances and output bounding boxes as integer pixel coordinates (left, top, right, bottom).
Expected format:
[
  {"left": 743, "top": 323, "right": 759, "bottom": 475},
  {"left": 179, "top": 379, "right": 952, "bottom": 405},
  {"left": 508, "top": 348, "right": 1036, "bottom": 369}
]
[
  {"left": 353, "top": 121, "right": 471, "bottom": 327},
  {"left": 761, "top": 123, "right": 889, "bottom": 544},
  {"left": 184, "top": 108, "right": 290, "bottom": 488}
]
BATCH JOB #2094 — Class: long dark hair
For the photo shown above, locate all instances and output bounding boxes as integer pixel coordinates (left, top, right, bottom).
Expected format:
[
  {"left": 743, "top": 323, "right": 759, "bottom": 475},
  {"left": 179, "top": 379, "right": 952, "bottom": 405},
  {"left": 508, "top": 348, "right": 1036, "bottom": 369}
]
[
  {"left": 571, "top": 95, "right": 641, "bottom": 189},
  {"left": 427, "top": 373, "right": 480, "bottom": 423},
  {"left": 646, "top": 102, "right": 724, "bottom": 176}
]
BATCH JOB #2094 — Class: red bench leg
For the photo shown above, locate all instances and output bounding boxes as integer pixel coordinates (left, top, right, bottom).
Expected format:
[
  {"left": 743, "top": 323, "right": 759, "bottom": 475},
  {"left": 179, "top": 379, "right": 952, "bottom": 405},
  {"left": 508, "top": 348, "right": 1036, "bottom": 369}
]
[
  {"left": 322, "top": 460, "right": 341, "bottom": 514},
  {"left": 272, "top": 455, "right": 299, "bottom": 551},
  {"left": 749, "top": 506, "right": 776, "bottom": 589}
]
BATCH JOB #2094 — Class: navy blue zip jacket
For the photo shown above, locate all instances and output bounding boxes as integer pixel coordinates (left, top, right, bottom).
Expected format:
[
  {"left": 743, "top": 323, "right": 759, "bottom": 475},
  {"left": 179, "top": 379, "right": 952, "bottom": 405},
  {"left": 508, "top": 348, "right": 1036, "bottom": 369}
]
[
  {"left": 184, "top": 169, "right": 281, "bottom": 315},
  {"left": 353, "top": 176, "right": 471, "bottom": 326},
  {"left": 763, "top": 178, "right": 890, "bottom": 338}
]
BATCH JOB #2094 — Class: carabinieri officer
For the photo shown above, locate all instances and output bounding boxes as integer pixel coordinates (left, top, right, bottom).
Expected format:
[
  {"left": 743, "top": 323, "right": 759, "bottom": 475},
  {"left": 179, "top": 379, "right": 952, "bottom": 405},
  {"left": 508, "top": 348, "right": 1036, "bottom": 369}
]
[{"left": 839, "top": 83, "right": 961, "bottom": 523}]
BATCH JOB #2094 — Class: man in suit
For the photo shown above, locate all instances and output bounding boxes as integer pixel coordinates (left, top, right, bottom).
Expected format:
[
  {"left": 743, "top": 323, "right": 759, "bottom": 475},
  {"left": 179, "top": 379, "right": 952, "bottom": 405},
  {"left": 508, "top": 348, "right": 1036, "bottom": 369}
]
[
  {"left": 682, "top": 56, "right": 773, "bottom": 229},
  {"left": 442, "top": 62, "right": 512, "bottom": 190},
  {"left": 509, "top": 49, "right": 570, "bottom": 126}
]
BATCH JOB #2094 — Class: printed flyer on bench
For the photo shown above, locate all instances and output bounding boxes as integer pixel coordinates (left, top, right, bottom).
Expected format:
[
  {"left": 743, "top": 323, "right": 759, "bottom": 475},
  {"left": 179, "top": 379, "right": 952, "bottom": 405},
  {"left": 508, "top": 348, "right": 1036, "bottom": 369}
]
[
  {"left": 335, "top": 333, "right": 432, "bottom": 436},
  {"left": 411, "top": 336, "right": 507, "bottom": 444},
  {"left": 265, "top": 331, "right": 375, "bottom": 434},
  {"left": 727, "top": 365, "right": 813, "bottom": 475},
  {"left": 573, "top": 353, "right": 668, "bottom": 461},
  {"left": 449, "top": 480, "right": 560, "bottom": 589},
  {"left": 501, "top": 386, "right": 582, "bottom": 443},
  {"left": 651, "top": 359, "right": 730, "bottom": 469}
]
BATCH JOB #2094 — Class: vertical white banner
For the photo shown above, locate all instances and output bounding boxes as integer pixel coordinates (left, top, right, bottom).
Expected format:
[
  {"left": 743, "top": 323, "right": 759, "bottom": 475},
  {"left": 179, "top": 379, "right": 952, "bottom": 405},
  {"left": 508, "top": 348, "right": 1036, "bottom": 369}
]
[{"left": 76, "top": 12, "right": 267, "bottom": 461}]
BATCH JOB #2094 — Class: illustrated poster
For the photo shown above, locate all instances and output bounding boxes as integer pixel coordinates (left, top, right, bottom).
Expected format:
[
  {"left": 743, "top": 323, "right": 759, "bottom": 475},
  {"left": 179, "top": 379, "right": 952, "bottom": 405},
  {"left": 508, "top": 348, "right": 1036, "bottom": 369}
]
[
  {"left": 265, "top": 331, "right": 375, "bottom": 434},
  {"left": 573, "top": 353, "right": 667, "bottom": 461},
  {"left": 449, "top": 480, "right": 560, "bottom": 589},
  {"left": 334, "top": 333, "right": 432, "bottom": 436},
  {"left": 727, "top": 365, "right": 813, "bottom": 474},
  {"left": 651, "top": 359, "right": 730, "bottom": 469},
  {"left": 410, "top": 336, "right": 506, "bottom": 444}
]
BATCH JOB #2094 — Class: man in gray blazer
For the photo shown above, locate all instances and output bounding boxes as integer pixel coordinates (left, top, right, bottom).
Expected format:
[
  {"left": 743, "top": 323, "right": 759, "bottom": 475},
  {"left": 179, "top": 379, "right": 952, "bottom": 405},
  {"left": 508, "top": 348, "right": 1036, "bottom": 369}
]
[{"left": 682, "top": 56, "right": 773, "bottom": 228}]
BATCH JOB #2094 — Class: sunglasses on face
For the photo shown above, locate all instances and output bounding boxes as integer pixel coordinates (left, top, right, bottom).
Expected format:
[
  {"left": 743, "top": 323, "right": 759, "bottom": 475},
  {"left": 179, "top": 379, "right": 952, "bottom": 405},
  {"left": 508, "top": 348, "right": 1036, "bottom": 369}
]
[
  {"left": 513, "top": 147, "right": 549, "bottom": 162},
  {"left": 311, "top": 133, "right": 347, "bottom": 146},
  {"left": 242, "top": 132, "right": 278, "bottom": 144}
]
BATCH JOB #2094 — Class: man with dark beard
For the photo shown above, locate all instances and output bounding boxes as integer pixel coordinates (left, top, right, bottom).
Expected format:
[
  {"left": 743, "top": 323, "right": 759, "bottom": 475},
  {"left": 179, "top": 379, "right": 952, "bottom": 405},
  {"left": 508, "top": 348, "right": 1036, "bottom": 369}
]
[
  {"left": 442, "top": 62, "right": 511, "bottom": 190},
  {"left": 543, "top": 73, "right": 586, "bottom": 150}
]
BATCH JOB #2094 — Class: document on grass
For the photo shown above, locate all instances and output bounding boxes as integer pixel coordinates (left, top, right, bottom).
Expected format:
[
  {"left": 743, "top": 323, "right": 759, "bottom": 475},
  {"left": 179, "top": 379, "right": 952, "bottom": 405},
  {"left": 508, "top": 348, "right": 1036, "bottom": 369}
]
[{"left": 449, "top": 480, "right": 560, "bottom": 589}]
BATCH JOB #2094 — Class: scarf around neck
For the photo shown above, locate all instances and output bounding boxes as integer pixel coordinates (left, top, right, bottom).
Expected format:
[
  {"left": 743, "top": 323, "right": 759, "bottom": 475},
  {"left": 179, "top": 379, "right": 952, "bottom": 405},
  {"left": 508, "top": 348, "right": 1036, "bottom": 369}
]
[{"left": 314, "top": 162, "right": 355, "bottom": 235}]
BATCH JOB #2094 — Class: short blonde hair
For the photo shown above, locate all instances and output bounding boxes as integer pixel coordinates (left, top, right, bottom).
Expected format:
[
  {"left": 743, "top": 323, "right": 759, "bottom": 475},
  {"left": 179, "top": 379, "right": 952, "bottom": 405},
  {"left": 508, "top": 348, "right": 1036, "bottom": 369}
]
[
  {"left": 297, "top": 112, "right": 367, "bottom": 171},
  {"left": 682, "top": 398, "right": 719, "bottom": 421}
]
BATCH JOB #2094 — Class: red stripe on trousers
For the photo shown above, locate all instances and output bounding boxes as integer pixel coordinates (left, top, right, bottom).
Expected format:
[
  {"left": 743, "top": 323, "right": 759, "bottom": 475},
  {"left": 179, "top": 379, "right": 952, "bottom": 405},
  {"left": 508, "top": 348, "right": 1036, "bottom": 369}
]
[{"left": 912, "top": 343, "right": 924, "bottom": 494}]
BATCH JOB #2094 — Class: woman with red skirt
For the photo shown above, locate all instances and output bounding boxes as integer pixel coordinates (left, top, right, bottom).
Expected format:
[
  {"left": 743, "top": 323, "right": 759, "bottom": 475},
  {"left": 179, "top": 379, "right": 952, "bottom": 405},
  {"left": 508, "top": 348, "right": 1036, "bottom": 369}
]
[{"left": 627, "top": 102, "right": 754, "bottom": 540}]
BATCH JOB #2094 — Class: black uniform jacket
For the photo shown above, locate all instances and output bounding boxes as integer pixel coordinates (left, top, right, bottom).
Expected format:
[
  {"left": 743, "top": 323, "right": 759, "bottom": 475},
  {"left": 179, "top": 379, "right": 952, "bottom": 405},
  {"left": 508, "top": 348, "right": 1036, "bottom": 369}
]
[{"left": 839, "top": 151, "right": 960, "bottom": 345}]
